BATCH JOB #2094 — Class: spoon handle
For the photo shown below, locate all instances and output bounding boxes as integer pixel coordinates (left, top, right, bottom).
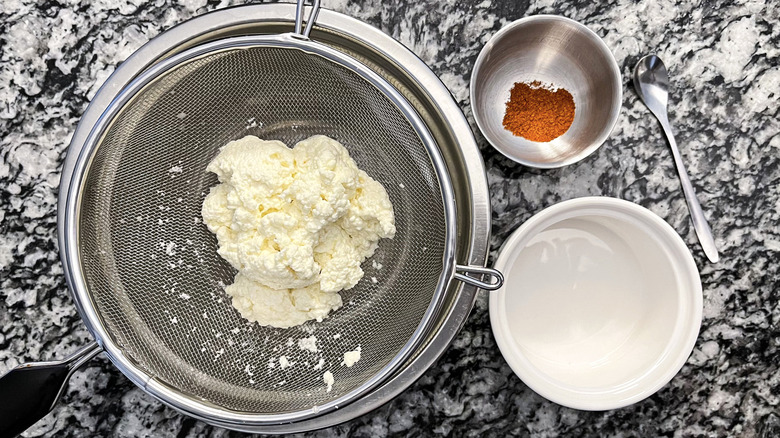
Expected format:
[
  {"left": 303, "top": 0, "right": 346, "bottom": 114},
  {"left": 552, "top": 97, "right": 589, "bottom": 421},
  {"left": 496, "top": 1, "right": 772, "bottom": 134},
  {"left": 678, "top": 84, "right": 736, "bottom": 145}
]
[{"left": 655, "top": 113, "right": 719, "bottom": 263}]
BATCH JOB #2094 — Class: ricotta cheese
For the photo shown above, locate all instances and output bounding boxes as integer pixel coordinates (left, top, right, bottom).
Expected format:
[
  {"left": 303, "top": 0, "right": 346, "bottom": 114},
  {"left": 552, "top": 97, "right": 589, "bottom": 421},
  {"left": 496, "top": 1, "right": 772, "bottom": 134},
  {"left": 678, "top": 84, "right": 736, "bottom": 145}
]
[
  {"left": 323, "top": 370, "right": 334, "bottom": 392},
  {"left": 202, "top": 135, "right": 395, "bottom": 328},
  {"left": 298, "top": 336, "right": 319, "bottom": 353},
  {"left": 342, "top": 347, "right": 362, "bottom": 367}
]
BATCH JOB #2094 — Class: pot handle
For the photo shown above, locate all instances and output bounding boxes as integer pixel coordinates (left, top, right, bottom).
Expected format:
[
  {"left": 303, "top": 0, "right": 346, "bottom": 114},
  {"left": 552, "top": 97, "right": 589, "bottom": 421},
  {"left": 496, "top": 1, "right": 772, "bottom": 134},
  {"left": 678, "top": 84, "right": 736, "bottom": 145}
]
[
  {"left": 0, "top": 341, "right": 102, "bottom": 438},
  {"left": 294, "top": 0, "right": 321, "bottom": 38},
  {"left": 454, "top": 265, "right": 504, "bottom": 291}
]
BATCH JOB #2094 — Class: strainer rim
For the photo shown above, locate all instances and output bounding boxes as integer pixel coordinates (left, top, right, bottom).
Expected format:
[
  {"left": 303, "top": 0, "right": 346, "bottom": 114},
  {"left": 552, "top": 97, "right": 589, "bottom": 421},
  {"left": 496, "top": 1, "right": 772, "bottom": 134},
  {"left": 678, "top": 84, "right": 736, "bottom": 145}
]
[{"left": 62, "top": 32, "right": 458, "bottom": 425}]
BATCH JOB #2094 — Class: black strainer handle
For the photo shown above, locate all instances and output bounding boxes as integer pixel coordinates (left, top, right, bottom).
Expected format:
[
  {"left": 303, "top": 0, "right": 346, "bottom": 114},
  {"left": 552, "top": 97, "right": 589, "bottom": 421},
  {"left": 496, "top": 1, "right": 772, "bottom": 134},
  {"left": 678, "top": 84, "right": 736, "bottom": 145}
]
[
  {"left": 0, "top": 342, "right": 102, "bottom": 438},
  {"left": 454, "top": 265, "right": 504, "bottom": 291}
]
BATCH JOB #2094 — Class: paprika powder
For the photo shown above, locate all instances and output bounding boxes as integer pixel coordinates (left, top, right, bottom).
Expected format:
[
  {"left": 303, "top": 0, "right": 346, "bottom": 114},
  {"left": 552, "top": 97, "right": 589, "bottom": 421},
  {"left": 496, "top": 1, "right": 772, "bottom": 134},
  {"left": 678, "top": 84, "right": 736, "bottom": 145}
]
[{"left": 502, "top": 81, "right": 575, "bottom": 142}]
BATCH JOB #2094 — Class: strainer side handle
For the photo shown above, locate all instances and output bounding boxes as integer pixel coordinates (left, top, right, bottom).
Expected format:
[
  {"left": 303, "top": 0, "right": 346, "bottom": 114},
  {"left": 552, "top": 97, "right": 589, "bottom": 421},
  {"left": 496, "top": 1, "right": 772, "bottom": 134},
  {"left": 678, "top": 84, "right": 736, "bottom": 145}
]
[
  {"left": 0, "top": 341, "right": 102, "bottom": 438},
  {"left": 454, "top": 265, "right": 504, "bottom": 291}
]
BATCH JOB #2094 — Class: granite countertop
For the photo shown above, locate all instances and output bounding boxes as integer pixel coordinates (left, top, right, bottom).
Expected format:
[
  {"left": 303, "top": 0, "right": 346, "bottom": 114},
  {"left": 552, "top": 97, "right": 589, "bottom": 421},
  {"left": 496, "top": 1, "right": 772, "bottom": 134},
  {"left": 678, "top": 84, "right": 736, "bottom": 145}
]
[{"left": 1, "top": 0, "right": 778, "bottom": 436}]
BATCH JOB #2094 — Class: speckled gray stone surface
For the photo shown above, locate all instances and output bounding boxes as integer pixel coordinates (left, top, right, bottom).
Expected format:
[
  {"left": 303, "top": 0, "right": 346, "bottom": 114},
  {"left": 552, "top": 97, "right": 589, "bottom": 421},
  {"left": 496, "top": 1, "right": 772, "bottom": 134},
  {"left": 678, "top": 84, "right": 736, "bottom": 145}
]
[{"left": 1, "top": 0, "right": 778, "bottom": 436}]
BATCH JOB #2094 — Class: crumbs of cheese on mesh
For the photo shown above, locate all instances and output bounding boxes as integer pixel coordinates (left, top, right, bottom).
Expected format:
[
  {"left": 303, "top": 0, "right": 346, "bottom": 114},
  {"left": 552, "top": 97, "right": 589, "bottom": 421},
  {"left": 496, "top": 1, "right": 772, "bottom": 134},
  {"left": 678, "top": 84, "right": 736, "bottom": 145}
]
[
  {"left": 298, "top": 336, "right": 319, "bottom": 353},
  {"left": 323, "top": 370, "right": 334, "bottom": 392},
  {"left": 342, "top": 347, "right": 362, "bottom": 367}
]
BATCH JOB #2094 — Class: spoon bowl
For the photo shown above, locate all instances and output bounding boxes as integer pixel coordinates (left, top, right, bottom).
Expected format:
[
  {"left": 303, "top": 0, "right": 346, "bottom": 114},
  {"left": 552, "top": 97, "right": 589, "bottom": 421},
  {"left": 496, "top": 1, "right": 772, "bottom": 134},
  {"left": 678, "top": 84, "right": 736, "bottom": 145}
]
[{"left": 634, "top": 55, "right": 671, "bottom": 114}]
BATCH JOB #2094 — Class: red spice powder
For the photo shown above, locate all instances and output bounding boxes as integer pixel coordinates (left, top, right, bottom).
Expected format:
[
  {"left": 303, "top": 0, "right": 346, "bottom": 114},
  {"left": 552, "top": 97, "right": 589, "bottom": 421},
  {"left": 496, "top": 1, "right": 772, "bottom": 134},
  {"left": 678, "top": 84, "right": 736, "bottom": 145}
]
[{"left": 502, "top": 81, "right": 575, "bottom": 142}]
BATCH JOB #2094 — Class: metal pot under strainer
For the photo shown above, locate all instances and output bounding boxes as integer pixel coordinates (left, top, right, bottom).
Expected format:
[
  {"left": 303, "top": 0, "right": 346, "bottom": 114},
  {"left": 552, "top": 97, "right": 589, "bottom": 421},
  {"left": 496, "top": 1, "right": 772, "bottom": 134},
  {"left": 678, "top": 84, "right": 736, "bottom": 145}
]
[{"left": 0, "top": 0, "right": 502, "bottom": 434}]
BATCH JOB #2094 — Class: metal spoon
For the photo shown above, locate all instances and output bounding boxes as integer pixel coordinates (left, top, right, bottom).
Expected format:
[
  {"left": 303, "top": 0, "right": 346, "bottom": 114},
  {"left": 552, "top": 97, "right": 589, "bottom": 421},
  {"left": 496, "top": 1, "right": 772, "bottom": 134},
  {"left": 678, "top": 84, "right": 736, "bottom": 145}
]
[{"left": 633, "top": 55, "right": 719, "bottom": 263}]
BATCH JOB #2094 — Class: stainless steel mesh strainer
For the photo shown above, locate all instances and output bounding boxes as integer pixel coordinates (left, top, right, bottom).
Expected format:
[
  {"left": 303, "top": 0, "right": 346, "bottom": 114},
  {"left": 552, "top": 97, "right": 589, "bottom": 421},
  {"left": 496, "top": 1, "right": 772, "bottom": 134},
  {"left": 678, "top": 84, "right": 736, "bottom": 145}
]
[{"left": 0, "top": 0, "right": 502, "bottom": 433}]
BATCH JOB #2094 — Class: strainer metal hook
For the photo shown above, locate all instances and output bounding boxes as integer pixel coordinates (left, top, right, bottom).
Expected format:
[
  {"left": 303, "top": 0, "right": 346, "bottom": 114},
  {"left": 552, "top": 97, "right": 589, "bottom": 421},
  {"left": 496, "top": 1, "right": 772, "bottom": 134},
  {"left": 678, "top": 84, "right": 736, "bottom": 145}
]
[
  {"left": 294, "top": 0, "right": 321, "bottom": 39},
  {"left": 454, "top": 265, "right": 504, "bottom": 291}
]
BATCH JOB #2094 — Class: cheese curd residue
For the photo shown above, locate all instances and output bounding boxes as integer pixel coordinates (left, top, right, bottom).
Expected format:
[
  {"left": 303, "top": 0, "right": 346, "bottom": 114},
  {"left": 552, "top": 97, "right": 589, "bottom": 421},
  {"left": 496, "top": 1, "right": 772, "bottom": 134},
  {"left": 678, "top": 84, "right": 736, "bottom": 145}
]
[
  {"left": 342, "top": 346, "right": 362, "bottom": 367},
  {"left": 202, "top": 135, "right": 395, "bottom": 328}
]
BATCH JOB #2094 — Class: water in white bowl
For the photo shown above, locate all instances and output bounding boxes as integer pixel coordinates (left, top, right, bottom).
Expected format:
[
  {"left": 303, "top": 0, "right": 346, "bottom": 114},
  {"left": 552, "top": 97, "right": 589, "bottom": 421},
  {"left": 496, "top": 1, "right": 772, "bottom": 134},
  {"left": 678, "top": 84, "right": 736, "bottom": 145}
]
[{"left": 505, "top": 216, "right": 679, "bottom": 389}]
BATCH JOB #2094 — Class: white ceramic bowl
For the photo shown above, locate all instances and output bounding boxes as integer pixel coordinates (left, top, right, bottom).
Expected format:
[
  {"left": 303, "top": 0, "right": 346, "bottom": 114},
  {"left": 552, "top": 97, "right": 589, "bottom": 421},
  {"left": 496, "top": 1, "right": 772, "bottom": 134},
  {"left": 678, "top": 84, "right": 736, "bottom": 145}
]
[{"left": 490, "top": 197, "right": 702, "bottom": 410}]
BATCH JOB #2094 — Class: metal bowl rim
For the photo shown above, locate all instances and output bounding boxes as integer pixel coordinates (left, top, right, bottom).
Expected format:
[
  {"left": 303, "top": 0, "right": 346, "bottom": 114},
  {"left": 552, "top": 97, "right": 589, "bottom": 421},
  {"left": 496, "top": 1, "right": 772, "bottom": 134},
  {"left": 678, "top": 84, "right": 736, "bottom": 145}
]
[{"left": 469, "top": 14, "right": 623, "bottom": 169}]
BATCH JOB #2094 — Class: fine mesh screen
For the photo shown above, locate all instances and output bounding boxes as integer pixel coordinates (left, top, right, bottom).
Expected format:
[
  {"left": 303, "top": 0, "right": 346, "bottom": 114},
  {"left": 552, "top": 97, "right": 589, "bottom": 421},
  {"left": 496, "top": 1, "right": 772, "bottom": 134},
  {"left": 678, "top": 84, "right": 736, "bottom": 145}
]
[{"left": 78, "top": 45, "right": 447, "bottom": 414}]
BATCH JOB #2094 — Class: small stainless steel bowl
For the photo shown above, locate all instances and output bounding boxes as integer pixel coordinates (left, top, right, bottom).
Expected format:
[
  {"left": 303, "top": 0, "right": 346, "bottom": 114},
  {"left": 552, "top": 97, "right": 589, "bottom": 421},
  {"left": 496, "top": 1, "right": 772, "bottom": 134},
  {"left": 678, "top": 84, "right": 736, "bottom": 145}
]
[{"left": 470, "top": 15, "right": 622, "bottom": 168}]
